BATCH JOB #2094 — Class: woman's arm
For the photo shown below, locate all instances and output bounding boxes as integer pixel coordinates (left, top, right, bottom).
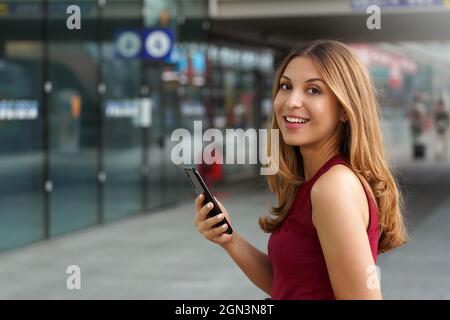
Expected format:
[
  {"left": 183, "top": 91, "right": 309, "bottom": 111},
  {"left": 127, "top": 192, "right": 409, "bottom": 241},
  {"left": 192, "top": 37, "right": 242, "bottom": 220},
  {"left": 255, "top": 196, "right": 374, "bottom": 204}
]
[
  {"left": 223, "top": 232, "right": 273, "bottom": 297},
  {"left": 311, "top": 165, "right": 382, "bottom": 300}
]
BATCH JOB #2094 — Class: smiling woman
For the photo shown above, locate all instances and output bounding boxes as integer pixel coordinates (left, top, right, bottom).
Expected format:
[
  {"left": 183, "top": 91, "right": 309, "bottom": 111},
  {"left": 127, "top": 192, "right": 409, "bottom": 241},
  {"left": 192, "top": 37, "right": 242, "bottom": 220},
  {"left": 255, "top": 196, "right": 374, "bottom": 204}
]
[
  {"left": 259, "top": 40, "right": 408, "bottom": 299},
  {"left": 192, "top": 40, "right": 408, "bottom": 301}
]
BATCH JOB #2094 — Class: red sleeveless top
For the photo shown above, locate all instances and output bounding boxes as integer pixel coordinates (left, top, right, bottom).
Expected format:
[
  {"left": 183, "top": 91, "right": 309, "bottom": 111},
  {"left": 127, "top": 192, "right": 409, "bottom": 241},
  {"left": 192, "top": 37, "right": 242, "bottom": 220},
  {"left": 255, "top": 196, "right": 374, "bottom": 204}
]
[{"left": 268, "top": 154, "right": 379, "bottom": 300}]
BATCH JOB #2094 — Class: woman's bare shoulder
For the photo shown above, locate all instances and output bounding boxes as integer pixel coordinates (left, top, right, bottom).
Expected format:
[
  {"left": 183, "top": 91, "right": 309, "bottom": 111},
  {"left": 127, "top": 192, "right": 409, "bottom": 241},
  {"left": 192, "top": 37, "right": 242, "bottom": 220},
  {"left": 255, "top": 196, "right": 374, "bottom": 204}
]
[
  {"left": 312, "top": 164, "right": 364, "bottom": 195},
  {"left": 311, "top": 164, "right": 371, "bottom": 229}
]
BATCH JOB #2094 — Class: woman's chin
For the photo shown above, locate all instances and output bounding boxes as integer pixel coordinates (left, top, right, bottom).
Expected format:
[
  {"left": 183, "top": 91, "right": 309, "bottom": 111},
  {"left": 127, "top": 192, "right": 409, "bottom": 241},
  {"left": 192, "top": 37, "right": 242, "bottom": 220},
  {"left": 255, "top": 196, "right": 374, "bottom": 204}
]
[{"left": 282, "top": 139, "right": 305, "bottom": 147}]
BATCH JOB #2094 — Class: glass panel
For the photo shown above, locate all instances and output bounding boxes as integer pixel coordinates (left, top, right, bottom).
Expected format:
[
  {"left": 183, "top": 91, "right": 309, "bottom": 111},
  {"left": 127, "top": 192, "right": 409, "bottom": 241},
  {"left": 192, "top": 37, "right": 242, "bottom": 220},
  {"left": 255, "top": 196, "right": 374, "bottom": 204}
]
[
  {"left": 101, "top": 43, "right": 142, "bottom": 221},
  {"left": 0, "top": 2, "right": 44, "bottom": 250},
  {"left": 161, "top": 65, "right": 186, "bottom": 205},
  {"left": 47, "top": 1, "right": 98, "bottom": 236},
  {"left": 144, "top": 64, "right": 165, "bottom": 209},
  {"left": 143, "top": 62, "right": 186, "bottom": 210},
  {"left": 101, "top": 0, "right": 143, "bottom": 221}
]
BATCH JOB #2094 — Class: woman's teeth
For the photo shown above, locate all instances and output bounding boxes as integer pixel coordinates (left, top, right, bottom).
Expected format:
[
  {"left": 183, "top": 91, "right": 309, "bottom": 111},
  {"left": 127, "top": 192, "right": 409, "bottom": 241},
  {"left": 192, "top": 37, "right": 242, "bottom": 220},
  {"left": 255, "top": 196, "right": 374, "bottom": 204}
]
[{"left": 285, "top": 116, "right": 309, "bottom": 124}]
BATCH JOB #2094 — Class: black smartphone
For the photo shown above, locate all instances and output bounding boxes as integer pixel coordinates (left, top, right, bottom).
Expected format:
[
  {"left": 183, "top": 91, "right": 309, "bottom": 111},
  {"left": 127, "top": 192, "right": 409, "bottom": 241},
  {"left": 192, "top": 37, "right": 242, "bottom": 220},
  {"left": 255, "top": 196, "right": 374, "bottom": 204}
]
[{"left": 183, "top": 167, "right": 233, "bottom": 235}]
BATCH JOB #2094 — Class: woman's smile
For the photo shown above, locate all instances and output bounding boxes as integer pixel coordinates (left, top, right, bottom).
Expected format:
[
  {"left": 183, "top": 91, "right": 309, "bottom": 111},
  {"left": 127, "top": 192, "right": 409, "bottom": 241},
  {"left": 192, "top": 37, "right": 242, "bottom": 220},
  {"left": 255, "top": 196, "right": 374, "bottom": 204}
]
[{"left": 282, "top": 116, "right": 310, "bottom": 129}]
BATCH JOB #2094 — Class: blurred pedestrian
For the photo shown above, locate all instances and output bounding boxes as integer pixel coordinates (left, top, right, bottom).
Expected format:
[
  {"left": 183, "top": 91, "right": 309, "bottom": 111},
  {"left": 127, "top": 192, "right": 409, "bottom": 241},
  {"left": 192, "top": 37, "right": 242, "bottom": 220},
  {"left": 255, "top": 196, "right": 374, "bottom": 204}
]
[
  {"left": 193, "top": 40, "right": 408, "bottom": 300},
  {"left": 432, "top": 98, "right": 449, "bottom": 161},
  {"left": 408, "top": 93, "right": 426, "bottom": 160}
]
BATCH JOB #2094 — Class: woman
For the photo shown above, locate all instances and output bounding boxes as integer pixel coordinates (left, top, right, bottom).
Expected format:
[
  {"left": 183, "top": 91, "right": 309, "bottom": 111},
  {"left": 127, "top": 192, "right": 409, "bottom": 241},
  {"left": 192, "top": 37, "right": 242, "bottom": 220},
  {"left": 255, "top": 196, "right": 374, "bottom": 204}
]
[{"left": 194, "top": 40, "right": 408, "bottom": 300}]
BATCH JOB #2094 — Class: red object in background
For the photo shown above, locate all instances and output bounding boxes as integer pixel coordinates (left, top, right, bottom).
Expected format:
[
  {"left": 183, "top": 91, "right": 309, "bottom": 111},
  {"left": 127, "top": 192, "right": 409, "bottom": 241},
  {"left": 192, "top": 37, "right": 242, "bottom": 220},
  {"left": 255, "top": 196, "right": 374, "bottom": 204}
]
[
  {"left": 388, "top": 64, "right": 403, "bottom": 89},
  {"left": 198, "top": 161, "right": 223, "bottom": 186},
  {"left": 198, "top": 147, "right": 224, "bottom": 186},
  {"left": 198, "top": 161, "right": 228, "bottom": 202}
]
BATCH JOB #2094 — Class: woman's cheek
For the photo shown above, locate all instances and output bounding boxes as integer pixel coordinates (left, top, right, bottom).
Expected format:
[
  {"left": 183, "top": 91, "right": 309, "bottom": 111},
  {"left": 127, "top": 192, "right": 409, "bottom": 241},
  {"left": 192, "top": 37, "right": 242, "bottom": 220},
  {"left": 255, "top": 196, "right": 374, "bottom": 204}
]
[
  {"left": 273, "top": 100, "right": 283, "bottom": 122},
  {"left": 273, "top": 95, "right": 281, "bottom": 111}
]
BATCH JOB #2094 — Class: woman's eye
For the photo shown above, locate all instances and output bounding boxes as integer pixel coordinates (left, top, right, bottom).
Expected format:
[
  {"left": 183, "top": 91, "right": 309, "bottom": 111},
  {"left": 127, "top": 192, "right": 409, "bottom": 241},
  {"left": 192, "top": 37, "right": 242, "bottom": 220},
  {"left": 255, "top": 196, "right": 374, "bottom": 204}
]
[
  {"left": 307, "top": 87, "right": 321, "bottom": 95},
  {"left": 279, "top": 83, "right": 291, "bottom": 90}
]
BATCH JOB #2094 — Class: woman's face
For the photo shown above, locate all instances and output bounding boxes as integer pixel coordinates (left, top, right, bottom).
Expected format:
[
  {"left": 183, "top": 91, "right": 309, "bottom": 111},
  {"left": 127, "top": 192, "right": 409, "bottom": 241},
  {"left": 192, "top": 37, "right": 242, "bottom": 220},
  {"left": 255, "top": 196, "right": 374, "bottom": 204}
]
[{"left": 274, "top": 56, "right": 345, "bottom": 149}]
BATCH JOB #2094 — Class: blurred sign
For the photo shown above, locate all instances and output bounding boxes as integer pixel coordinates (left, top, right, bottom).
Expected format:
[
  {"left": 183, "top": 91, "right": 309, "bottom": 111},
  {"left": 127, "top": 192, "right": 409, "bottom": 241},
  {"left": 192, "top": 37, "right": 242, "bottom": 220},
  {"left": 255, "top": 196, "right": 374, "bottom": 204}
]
[
  {"left": 115, "top": 28, "right": 174, "bottom": 61},
  {"left": 180, "top": 101, "right": 205, "bottom": 116},
  {"left": 138, "top": 98, "right": 152, "bottom": 127},
  {"left": 5, "top": 3, "right": 95, "bottom": 17},
  {"left": 143, "top": 29, "right": 173, "bottom": 60},
  {"left": 116, "top": 31, "right": 142, "bottom": 59},
  {"left": 105, "top": 99, "right": 139, "bottom": 118},
  {"left": 352, "top": 0, "right": 447, "bottom": 10},
  {"left": 104, "top": 98, "right": 153, "bottom": 128},
  {"left": 0, "top": 100, "right": 38, "bottom": 120}
]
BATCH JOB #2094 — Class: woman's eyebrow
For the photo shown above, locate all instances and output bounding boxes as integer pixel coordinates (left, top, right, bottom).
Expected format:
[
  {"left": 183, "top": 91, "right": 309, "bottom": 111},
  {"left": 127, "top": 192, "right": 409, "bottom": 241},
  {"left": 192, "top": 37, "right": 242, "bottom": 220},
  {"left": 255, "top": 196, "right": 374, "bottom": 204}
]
[
  {"left": 305, "top": 78, "right": 325, "bottom": 84},
  {"left": 281, "top": 75, "right": 325, "bottom": 84}
]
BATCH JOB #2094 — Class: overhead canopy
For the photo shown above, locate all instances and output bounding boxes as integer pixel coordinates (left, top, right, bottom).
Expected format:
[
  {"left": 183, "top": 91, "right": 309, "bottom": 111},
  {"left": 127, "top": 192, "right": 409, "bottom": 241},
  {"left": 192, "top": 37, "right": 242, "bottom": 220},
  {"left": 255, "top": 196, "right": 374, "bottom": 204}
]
[{"left": 209, "top": 10, "right": 450, "bottom": 51}]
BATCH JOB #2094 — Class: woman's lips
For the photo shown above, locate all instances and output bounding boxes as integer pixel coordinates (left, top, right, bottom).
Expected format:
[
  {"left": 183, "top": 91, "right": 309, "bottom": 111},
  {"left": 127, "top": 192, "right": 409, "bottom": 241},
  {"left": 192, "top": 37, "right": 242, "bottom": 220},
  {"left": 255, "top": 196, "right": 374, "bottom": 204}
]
[{"left": 282, "top": 117, "right": 309, "bottom": 129}]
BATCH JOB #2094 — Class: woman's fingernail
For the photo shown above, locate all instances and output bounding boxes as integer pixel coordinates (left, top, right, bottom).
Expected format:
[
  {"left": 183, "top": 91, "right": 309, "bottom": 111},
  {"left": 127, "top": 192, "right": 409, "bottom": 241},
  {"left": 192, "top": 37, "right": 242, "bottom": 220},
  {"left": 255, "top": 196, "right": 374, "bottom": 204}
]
[
  {"left": 208, "top": 203, "right": 213, "bottom": 208},
  {"left": 222, "top": 224, "right": 228, "bottom": 229},
  {"left": 217, "top": 214, "right": 223, "bottom": 220}
]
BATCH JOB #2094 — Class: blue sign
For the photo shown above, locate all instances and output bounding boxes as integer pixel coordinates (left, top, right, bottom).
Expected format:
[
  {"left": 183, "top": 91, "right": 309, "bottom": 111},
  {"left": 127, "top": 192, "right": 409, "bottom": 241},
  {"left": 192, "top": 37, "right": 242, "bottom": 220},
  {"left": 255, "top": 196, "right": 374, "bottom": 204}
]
[
  {"left": 142, "top": 29, "right": 174, "bottom": 60},
  {"left": 115, "top": 28, "right": 174, "bottom": 61},
  {"left": 115, "top": 30, "right": 142, "bottom": 59}
]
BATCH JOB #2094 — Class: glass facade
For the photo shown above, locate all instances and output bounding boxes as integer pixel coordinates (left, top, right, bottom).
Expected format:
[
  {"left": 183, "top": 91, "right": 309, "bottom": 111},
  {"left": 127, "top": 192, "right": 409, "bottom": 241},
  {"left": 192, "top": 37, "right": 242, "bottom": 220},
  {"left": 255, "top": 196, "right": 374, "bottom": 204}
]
[
  {"left": 47, "top": 1, "right": 99, "bottom": 236},
  {"left": 101, "top": 2, "right": 142, "bottom": 222},
  {"left": 0, "top": 0, "right": 274, "bottom": 251},
  {"left": 0, "top": 8, "right": 45, "bottom": 250}
]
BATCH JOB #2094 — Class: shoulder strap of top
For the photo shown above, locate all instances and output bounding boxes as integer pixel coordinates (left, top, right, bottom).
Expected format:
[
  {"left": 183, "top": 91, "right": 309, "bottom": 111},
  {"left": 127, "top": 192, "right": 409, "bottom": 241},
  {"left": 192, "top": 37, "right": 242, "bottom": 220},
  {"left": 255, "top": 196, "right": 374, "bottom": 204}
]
[{"left": 303, "top": 154, "right": 346, "bottom": 187}]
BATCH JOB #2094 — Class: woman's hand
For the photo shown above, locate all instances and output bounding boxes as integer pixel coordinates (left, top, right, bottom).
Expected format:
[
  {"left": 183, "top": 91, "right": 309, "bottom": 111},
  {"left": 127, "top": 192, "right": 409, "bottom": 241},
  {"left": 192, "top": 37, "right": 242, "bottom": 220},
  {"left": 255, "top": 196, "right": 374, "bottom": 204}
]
[{"left": 194, "top": 193, "right": 234, "bottom": 249}]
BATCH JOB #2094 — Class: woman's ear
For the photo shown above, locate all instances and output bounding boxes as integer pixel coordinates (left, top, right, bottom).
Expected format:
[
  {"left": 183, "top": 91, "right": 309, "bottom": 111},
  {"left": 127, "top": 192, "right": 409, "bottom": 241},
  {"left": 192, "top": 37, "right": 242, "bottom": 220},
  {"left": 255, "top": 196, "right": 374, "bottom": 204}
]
[{"left": 338, "top": 105, "right": 348, "bottom": 122}]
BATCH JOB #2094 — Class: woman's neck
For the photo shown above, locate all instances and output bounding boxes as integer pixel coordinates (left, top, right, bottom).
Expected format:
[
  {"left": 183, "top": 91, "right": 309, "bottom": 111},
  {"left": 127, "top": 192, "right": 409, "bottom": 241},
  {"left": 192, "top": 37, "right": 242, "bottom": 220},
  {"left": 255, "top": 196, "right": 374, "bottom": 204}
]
[{"left": 301, "top": 149, "right": 340, "bottom": 182}]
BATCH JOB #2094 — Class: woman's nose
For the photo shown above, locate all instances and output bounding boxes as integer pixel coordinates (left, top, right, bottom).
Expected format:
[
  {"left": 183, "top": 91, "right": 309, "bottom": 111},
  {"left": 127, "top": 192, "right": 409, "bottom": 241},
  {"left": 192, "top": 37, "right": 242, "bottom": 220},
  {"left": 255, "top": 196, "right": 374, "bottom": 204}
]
[{"left": 285, "top": 90, "right": 304, "bottom": 109}]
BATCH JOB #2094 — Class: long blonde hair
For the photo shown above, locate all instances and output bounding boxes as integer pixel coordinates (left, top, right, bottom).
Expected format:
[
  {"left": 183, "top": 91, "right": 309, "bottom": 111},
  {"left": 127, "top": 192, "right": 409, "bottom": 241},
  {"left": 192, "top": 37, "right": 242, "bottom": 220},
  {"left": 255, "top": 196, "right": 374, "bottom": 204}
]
[{"left": 258, "top": 40, "right": 408, "bottom": 254}]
